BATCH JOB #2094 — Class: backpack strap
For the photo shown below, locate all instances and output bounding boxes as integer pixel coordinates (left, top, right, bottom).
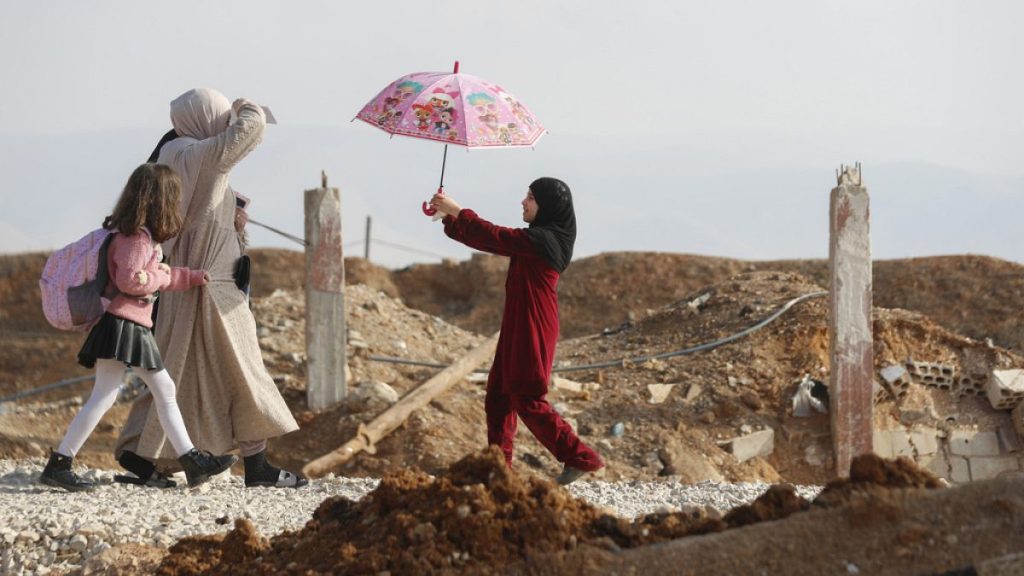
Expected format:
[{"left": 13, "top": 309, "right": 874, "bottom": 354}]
[{"left": 95, "top": 232, "right": 120, "bottom": 299}]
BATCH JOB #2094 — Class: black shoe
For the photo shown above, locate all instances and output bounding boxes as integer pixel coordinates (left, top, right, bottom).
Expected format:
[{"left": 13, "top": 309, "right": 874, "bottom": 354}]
[
  {"left": 555, "top": 464, "right": 587, "bottom": 486},
  {"left": 115, "top": 450, "right": 177, "bottom": 488},
  {"left": 243, "top": 450, "right": 308, "bottom": 488},
  {"left": 178, "top": 449, "right": 238, "bottom": 488},
  {"left": 39, "top": 450, "right": 95, "bottom": 492}
]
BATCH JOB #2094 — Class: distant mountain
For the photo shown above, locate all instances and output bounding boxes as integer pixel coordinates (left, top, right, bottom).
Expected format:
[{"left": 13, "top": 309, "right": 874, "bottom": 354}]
[{"left": 1, "top": 129, "right": 1020, "bottom": 267}]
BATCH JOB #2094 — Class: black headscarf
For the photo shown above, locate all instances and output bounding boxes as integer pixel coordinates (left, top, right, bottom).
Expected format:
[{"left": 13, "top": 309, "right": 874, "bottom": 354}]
[
  {"left": 147, "top": 129, "right": 179, "bottom": 163},
  {"left": 524, "top": 177, "right": 576, "bottom": 273}
]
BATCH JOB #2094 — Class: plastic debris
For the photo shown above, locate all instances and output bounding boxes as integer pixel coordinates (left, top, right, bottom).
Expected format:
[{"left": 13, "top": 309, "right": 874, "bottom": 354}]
[{"left": 792, "top": 374, "right": 828, "bottom": 417}]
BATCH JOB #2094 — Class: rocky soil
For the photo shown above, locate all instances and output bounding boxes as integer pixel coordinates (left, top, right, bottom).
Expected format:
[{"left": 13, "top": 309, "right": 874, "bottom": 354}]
[{"left": 2, "top": 248, "right": 1024, "bottom": 574}]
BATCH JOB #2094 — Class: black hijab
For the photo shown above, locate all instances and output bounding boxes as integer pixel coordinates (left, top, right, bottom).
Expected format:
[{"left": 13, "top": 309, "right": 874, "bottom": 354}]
[
  {"left": 524, "top": 177, "right": 576, "bottom": 273},
  {"left": 147, "top": 129, "right": 179, "bottom": 163}
]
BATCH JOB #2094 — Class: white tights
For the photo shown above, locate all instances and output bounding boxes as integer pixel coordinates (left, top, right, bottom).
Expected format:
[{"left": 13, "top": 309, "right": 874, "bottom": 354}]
[{"left": 57, "top": 358, "right": 194, "bottom": 458}]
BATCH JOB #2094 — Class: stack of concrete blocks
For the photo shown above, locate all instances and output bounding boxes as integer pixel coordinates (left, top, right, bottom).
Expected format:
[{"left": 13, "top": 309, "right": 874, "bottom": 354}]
[
  {"left": 874, "top": 424, "right": 1022, "bottom": 483},
  {"left": 872, "top": 364, "right": 1024, "bottom": 483},
  {"left": 905, "top": 360, "right": 957, "bottom": 392}
]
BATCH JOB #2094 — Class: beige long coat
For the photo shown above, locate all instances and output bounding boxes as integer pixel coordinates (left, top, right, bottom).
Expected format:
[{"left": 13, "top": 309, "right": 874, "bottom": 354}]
[{"left": 116, "top": 89, "right": 297, "bottom": 464}]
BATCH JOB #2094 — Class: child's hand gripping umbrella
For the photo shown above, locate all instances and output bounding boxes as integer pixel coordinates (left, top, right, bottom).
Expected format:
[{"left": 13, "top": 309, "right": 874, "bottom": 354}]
[{"left": 354, "top": 61, "right": 546, "bottom": 217}]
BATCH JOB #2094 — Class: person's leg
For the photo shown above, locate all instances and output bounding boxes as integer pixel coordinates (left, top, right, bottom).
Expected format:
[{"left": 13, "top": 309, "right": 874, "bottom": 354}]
[
  {"left": 135, "top": 367, "right": 237, "bottom": 488},
  {"left": 42, "top": 359, "right": 123, "bottom": 491},
  {"left": 510, "top": 394, "right": 605, "bottom": 472},
  {"left": 239, "top": 440, "right": 307, "bottom": 488},
  {"left": 57, "top": 359, "right": 124, "bottom": 457},
  {"left": 134, "top": 368, "right": 193, "bottom": 456},
  {"left": 485, "top": 386, "right": 518, "bottom": 467}
]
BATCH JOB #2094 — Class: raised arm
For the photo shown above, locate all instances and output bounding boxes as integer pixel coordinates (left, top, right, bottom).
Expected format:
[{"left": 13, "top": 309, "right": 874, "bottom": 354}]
[
  {"left": 193, "top": 98, "right": 266, "bottom": 175},
  {"left": 442, "top": 209, "right": 537, "bottom": 257}
]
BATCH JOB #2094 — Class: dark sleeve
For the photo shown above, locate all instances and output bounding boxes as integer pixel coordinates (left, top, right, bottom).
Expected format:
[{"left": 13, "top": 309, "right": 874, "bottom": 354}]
[{"left": 443, "top": 209, "right": 537, "bottom": 257}]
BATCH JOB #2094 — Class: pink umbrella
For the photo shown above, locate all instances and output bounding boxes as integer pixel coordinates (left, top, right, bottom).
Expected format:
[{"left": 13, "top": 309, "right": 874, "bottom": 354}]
[{"left": 355, "top": 61, "right": 546, "bottom": 215}]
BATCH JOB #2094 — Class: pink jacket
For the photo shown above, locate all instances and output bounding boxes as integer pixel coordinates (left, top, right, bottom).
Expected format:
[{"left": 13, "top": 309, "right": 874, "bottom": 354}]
[{"left": 104, "top": 230, "right": 205, "bottom": 328}]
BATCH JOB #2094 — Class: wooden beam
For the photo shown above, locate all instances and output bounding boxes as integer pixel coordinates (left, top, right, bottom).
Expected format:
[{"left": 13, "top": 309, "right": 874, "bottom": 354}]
[{"left": 302, "top": 332, "right": 499, "bottom": 478}]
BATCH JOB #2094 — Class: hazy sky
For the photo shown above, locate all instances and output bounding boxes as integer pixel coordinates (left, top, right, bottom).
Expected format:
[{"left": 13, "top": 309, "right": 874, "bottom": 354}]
[{"left": 1, "top": 1, "right": 1021, "bottom": 268}]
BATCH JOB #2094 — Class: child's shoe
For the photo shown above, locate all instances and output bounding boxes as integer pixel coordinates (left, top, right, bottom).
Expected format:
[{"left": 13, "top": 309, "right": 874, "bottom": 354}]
[
  {"left": 39, "top": 450, "right": 95, "bottom": 492},
  {"left": 178, "top": 449, "right": 238, "bottom": 488},
  {"left": 555, "top": 464, "right": 587, "bottom": 486},
  {"left": 243, "top": 450, "right": 308, "bottom": 488}
]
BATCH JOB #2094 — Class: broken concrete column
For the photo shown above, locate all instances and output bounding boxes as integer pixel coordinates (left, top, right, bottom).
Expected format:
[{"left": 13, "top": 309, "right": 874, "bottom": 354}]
[{"left": 828, "top": 163, "right": 874, "bottom": 477}]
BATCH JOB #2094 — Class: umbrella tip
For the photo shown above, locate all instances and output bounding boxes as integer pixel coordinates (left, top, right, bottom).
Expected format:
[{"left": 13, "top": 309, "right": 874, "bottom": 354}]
[{"left": 453, "top": 60, "right": 460, "bottom": 74}]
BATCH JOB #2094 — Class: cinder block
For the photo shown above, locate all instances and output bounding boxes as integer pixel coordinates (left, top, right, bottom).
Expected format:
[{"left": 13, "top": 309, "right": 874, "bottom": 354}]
[
  {"left": 996, "top": 424, "right": 1021, "bottom": 453},
  {"left": 987, "top": 369, "right": 1024, "bottom": 411},
  {"left": 890, "top": 431, "right": 916, "bottom": 457},
  {"left": 728, "top": 429, "right": 774, "bottom": 463},
  {"left": 968, "top": 455, "right": 1021, "bottom": 481},
  {"left": 1013, "top": 403, "right": 1024, "bottom": 440},
  {"left": 873, "top": 380, "right": 893, "bottom": 404},
  {"left": 957, "top": 372, "right": 988, "bottom": 398},
  {"left": 880, "top": 364, "right": 911, "bottom": 399},
  {"left": 906, "top": 360, "right": 956, "bottom": 391},
  {"left": 917, "top": 451, "right": 950, "bottom": 480},
  {"left": 949, "top": 456, "right": 971, "bottom": 484},
  {"left": 949, "top": 429, "right": 1001, "bottom": 457},
  {"left": 909, "top": 427, "right": 939, "bottom": 455}
]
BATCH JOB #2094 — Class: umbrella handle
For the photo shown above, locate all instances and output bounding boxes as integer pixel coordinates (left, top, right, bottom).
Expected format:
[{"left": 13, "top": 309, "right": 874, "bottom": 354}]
[{"left": 422, "top": 186, "right": 443, "bottom": 217}]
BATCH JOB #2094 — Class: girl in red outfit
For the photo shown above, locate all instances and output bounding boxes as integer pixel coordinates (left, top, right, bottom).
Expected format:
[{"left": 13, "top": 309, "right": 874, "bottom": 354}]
[
  {"left": 431, "top": 177, "right": 604, "bottom": 485},
  {"left": 39, "top": 164, "right": 236, "bottom": 492}
]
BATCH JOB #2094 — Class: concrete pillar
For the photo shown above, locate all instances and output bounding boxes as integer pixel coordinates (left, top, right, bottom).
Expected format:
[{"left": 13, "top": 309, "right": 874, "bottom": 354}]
[
  {"left": 828, "top": 163, "right": 874, "bottom": 477},
  {"left": 305, "top": 172, "right": 347, "bottom": 411}
]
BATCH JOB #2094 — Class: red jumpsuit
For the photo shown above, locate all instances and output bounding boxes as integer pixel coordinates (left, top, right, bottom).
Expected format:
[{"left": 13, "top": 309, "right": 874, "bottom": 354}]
[{"left": 444, "top": 209, "right": 604, "bottom": 471}]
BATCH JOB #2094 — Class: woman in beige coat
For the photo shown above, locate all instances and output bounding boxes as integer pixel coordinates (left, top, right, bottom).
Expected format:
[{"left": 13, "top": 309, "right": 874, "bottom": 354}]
[{"left": 115, "top": 88, "right": 305, "bottom": 488}]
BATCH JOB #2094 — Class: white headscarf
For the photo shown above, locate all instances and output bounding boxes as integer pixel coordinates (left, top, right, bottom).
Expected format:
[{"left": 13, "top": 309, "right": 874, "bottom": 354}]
[
  {"left": 158, "top": 88, "right": 234, "bottom": 254},
  {"left": 169, "top": 88, "right": 232, "bottom": 140}
]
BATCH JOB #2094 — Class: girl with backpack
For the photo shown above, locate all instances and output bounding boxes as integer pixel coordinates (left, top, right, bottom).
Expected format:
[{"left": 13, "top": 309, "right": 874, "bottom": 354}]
[{"left": 39, "top": 163, "right": 237, "bottom": 492}]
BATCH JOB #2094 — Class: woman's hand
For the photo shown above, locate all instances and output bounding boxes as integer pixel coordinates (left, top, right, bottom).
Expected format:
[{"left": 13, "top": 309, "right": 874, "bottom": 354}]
[
  {"left": 430, "top": 192, "right": 462, "bottom": 217},
  {"left": 234, "top": 206, "right": 248, "bottom": 233},
  {"left": 198, "top": 271, "right": 211, "bottom": 286}
]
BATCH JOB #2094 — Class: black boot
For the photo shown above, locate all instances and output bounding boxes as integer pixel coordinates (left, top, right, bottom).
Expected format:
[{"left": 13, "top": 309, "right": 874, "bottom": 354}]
[
  {"left": 39, "top": 450, "right": 95, "bottom": 492},
  {"left": 178, "top": 449, "right": 238, "bottom": 488},
  {"left": 244, "top": 450, "right": 308, "bottom": 488},
  {"left": 114, "top": 451, "right": 177, "bottom": 488}
]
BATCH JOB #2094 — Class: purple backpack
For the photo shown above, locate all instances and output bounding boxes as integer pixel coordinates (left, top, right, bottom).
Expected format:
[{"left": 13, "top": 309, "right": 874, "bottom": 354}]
[{"left": 40, "top": 229, "right": 116, "bottom": 331}]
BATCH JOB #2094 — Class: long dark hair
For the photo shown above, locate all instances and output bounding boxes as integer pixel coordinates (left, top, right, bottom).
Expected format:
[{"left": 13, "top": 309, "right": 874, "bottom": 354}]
[{"left": 103, "top": 163, "right": 183, "bottom": 243}]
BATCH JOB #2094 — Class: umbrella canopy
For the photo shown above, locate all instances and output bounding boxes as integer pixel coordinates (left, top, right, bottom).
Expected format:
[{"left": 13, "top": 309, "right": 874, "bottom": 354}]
[{"left": 355, "top": 62, "right": 545, "bottom": 149}]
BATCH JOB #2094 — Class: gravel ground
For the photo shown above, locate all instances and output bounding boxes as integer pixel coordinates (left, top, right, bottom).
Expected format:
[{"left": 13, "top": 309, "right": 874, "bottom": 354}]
[{"left": 0, "top": 458, "right": 821, "bottom": 575}]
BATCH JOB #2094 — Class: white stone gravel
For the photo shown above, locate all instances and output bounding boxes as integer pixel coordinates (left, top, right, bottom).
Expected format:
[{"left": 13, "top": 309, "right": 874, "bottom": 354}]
[{"left": 0, "top": 458, "right": 820, "bottom": 575}]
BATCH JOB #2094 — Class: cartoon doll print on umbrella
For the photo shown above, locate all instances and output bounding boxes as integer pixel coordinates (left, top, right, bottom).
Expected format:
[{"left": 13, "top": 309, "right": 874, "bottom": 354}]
[{"left": 355, "top": 61, "right": 546, "bottom": 216}]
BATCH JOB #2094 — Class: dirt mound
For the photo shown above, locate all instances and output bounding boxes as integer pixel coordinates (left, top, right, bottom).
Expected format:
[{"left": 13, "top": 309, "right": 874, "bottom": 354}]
[
  {"left": 811, "top": 453, "right": 943, "bottom": 510},
  {"left": 155, "top": 451, "right": 972, "bottom": 575}
]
